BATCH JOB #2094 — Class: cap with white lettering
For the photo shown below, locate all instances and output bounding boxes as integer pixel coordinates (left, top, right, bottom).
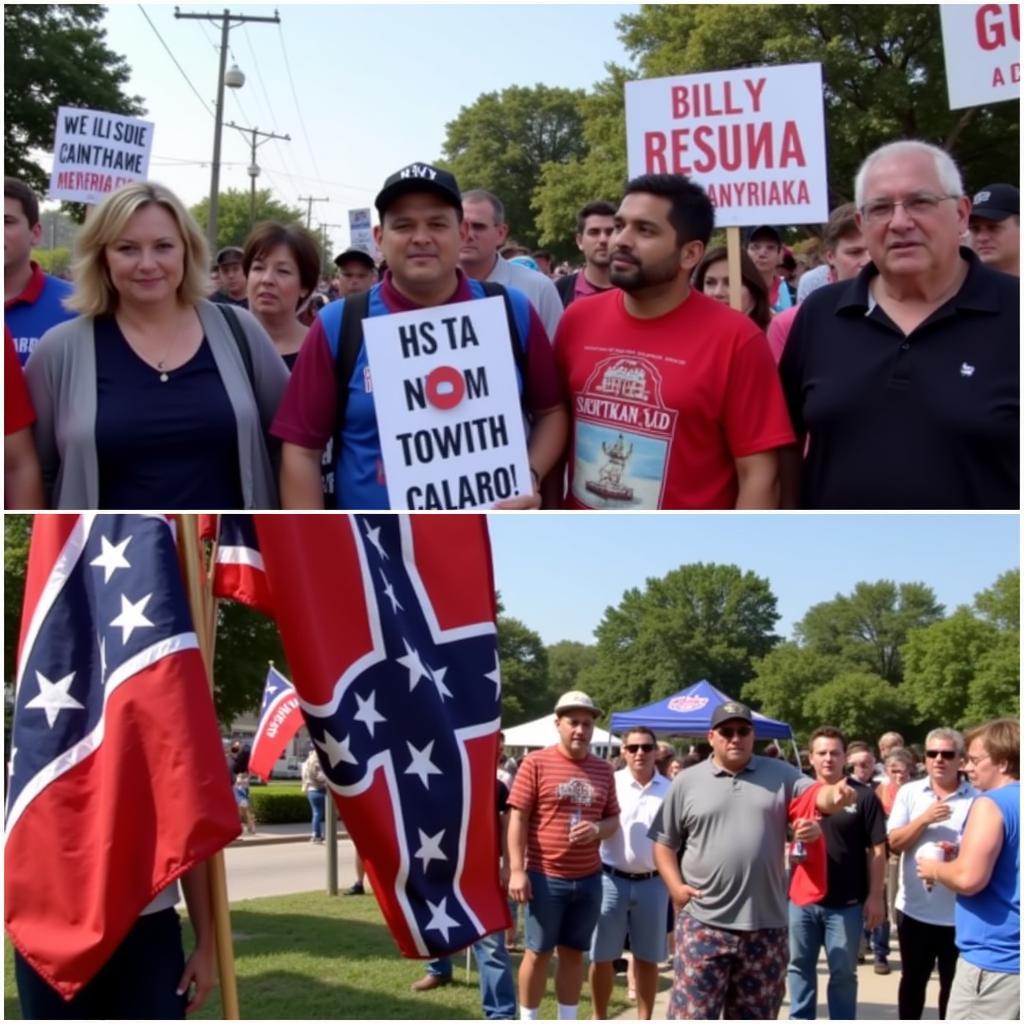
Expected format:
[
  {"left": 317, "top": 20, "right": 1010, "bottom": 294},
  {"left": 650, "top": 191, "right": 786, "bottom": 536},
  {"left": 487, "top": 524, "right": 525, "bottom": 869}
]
[
  {"left": 970, "top": 183, "right": 1019, "bottom": 222},
  {"left": 374, "top": 162, "right": 462, "bottom": 217}
]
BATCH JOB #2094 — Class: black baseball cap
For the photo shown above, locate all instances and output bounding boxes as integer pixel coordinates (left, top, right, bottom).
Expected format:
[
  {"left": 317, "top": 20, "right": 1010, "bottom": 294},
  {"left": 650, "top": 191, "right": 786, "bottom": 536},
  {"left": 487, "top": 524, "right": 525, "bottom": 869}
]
[
  {"left": 970, "top": 183, "right": 1019, "bottom": 222},
  {"left": 334, "top": 248, "right": 376, "bottom": 270},
  {"left": 375, "top": 162, "right": 461, "bottom": 217},
  {"left": 215, "top": 246, "right": 244, "bottom": 266},
  {"left": 710, "top": 701, "right": 754, "bottom": 729},
  {"left": 747, "top": 225, "right": 782, "bottom": 246}
]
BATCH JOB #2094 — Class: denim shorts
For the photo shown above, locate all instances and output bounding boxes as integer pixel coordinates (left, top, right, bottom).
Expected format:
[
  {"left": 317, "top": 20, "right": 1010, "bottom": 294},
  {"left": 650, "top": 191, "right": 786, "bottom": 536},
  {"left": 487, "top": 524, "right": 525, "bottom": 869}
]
[
  {"left": 590, "top": 870, "right": 669, "bottom": 964},
  {"left": 525, "top": 869, "right": 603, "bottom": 953}
]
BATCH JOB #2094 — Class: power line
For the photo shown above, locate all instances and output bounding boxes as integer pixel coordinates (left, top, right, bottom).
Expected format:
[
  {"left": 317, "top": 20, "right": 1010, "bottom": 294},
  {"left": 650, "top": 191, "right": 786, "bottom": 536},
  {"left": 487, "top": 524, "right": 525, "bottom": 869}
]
[
  {"left": 136, "top": 6, "right": 213, "bottom": 118},
  {"left": 276, "top": 22, "right": 323, "bottom": 184}
]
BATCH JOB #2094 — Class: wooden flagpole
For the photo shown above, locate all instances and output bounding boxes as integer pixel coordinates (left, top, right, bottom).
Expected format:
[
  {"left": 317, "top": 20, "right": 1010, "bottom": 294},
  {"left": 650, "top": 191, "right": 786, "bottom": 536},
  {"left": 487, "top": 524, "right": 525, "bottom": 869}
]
[
  {"left": 177, "top": 514, "right": 240, "bottom": 1020},
  {"left": 726, "top": 225, "right": 744, "bottom": 312}
]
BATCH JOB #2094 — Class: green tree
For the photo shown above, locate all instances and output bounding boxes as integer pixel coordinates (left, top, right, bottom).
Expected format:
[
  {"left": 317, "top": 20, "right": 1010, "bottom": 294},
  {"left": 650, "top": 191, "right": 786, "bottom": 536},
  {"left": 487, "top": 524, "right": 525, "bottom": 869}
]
[
  {"left": 796, "top": 581, "right": 943, "bottom": 683},
  {"left": 585, "top": 563, "right": 780, "bottom": 716},
  {"left": 439, "top": 84, "right": 589, "bottom": 250},
  {"left": 4, "top": 516, "right": 32, "bottom": 685},
  {"left": 4, "top": 5, "right": 144, "bottom": 194},
  {"left": 802, "top": 672, "right": 916, "bottom": 744},
  {"left": 546, "top": 640, "right": 599, "bottom": 698},
  {"left": 742, "top": 642, "right": 848, "bottom": 739},
  {"left": 965, "top": 633, "right": 1020, "bottom": 726},
  {"left": 973, "top": 568, "right": 1020, "bottom": 632},
  {"left": 498, "top": 614, "right": 552, "bottom": 724},
  {"left": 190, "top": 189, "right": 305, "bottom": 252}
]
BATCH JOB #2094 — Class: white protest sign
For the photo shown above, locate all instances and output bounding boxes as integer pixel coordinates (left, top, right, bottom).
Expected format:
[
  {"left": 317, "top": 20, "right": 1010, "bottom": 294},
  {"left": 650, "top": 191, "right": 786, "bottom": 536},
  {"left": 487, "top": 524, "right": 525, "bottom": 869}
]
[
  {"left": 348, "top": 208, "right": 380, "bottom": 260},
  {"left": 940, "top": 4, "right": 1020, "bottom": 110},
  {"left": 363, "top": 296, "right": 532, "bottom": 510},
  {"left": 625, "top": 63, "right": 828, "bottom": 226},
  {"left": 49, "top": 106, "right": 155, "bottom": 204}
]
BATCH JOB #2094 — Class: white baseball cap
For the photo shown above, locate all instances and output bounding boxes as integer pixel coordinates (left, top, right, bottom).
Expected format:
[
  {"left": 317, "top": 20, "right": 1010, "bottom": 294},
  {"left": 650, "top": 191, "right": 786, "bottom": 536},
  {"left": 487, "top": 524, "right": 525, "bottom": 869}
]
[{"left": 554, "top": 690, "right": 602, "bottom": 717}]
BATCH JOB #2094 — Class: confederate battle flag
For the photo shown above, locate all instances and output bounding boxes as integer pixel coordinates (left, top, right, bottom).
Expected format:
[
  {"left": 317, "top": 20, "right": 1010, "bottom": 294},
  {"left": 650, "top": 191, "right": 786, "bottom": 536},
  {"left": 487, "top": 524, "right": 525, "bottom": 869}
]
[
  {"left": 4, "top": 515, "right": 240, "bottom": 999},
  {"left": 253, "top": 514, "right": 510, "bottom": 957},
  {"left": 247, "top": 665, "right": 304, "bottom": 782},
  {"left": 204, "top": 513, "right": 274, "bottom": 615}
]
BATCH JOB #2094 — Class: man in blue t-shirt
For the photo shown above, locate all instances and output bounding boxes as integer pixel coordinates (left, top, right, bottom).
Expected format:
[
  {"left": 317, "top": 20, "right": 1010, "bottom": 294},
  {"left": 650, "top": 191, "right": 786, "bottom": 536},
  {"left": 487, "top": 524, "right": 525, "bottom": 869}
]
[
  {"left": 4, "top": 177, "right": 75, "bottom": 366},
  {"left": 272, "top": 161, "right": 567, "bottom": 510}
]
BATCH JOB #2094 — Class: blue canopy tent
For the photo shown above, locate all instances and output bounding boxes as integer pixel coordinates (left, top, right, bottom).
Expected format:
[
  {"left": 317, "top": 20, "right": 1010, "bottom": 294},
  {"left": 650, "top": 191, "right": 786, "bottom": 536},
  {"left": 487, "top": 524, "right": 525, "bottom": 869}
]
[{"left": 609, "top": 680, "right": 795, "bottom": 748}]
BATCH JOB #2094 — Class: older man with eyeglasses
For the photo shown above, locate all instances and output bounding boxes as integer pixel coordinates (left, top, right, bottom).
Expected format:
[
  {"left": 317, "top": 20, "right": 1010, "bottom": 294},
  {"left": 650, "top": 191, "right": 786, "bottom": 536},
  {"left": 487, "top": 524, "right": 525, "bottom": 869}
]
[
  {"left": 779, "top": 139, "right": 1019, "bottom": 510},
  {"left": 886, "top": 727, "right": 977, "bottom": 1019}
]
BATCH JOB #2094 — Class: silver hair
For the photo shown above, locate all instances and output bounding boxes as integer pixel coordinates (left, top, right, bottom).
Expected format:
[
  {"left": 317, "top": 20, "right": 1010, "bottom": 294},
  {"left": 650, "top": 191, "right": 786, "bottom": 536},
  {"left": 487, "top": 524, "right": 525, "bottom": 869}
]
[
  {"left": 884, "top": 747, "right": 915, "bottom": 768},
  {"left": 462, "top": 188, "right": 505, "bottom": 226},
  {"left": 925, "top": 727, "right": 966, "bottom": 756},
  {"left": 854, "top": 140, "right": 964, "bottom": 208}
]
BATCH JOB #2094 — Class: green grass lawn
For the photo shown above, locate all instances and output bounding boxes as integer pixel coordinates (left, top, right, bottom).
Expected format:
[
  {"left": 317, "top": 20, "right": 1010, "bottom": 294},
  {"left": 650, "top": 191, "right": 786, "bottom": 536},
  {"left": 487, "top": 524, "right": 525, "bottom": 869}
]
[{"left": 4, "top": 890, "right": 638, "bottom": 1019}]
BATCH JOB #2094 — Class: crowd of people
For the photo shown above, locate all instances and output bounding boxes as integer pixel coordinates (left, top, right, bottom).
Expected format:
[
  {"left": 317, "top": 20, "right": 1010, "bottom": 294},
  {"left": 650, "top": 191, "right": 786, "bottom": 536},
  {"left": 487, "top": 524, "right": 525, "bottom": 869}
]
[
  {"left": 395, "top": 694, "right": 1019, "bottom": 1021},
  {"left": 5, "top": 137, "right": 1019, "bottom": 511}
]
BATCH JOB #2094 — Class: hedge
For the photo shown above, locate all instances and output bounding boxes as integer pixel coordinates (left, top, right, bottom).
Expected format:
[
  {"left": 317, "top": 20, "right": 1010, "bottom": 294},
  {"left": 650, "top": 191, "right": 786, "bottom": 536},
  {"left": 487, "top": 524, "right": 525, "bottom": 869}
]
[{"left": 250, "top": 789, "right": 311, "bottom": 824}]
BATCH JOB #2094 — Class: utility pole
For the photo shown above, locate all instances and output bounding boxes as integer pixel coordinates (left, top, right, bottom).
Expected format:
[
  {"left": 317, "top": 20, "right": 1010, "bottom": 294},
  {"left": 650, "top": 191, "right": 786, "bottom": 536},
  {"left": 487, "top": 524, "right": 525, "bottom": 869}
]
[
  {"left": 297, "top": 195, "right": 329, "bottom": 229},
  {"left": 225, "top": 121, "right": 291, "bottom": 228},
  {"left": 320, "top": 222, "right": 343, "bottom": 271},
  {"left": 175, "top": 7, "right": 281, "bottom": 254}
]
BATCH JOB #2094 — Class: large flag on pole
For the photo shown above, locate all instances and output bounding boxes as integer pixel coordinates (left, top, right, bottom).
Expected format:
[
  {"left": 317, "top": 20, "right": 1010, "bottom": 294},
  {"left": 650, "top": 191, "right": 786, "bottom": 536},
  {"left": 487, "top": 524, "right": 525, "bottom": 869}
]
[
  {"left": 248, "top": 665, "right": 304, "bottom": 781},
  {"left": 253, "top": 514, "right": 509, "bottom": 957},
  {"left": 4, "top": 514, "right": 240, "bottom": 1000},
  {"left": 207, "top": 514, "right": 274, "bottom": 615}
]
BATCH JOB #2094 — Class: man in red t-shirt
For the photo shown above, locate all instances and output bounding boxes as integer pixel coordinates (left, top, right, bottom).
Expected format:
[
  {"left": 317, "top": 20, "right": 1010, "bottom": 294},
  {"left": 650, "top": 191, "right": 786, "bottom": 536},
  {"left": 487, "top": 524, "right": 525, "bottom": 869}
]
[
  {"left": 4, "top": 326, "right": 43, "bottom": 508},
  {"left": 554, "top": 174, "right": 794, "bottom": 510},
  {"left": 508, "top": 692, "right": 620, "bottom": 1021}
]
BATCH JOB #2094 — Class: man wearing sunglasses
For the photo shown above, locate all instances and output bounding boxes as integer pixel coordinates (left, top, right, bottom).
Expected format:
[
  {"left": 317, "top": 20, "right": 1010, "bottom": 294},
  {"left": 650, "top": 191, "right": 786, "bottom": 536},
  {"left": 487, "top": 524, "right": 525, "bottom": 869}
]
[
  {"left": 588, "top": 727, "right": 671, "bottom": 1020},
  {"left": 648, "top": 701, "right": 857, "bottom": 1020},
  {"left": 886, "top": 728, "right": 976, "bottom": 1019}
]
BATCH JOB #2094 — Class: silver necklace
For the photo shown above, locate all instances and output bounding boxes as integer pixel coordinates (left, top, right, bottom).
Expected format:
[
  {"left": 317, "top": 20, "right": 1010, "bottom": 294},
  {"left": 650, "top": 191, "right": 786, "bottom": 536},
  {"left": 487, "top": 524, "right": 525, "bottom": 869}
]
[{"left": 156, "top": 359, "right": 170, "bottom": 383}]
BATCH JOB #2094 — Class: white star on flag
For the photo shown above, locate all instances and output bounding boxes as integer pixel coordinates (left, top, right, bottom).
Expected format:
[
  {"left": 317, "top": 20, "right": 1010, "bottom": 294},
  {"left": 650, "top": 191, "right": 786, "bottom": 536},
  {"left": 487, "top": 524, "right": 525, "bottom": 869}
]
[
  {"left": 397, "top": 640, "right": 429, "bottom": 691},
  {"left": 424, "top": 897, "right": 460, "bottom": 942},
  {"left": 89, "top": 534, "right": 132, "bottom": 584},
  {"left": 317, "top": 729, "right": 358, "bottom": 769},
  {"left": 363, "top": 521, "right": 389, "bottom": 561},
  {"left": 25, "top": 670, "right": 84, "bottom": 728},
  {"left": 485, "top": 652, "right": 501, "bottom": 699},
  {"left": 109, "top": 592, "right": 154, "bottom": 644},
  {"left": 413, "top": 828, "right": 448, "bottom": 871},
  {"left": 353, "top": 691, "right": 386, "bottom": 738},
  {"left": 428, "top": 664, "right": 453, "bottom": 701},
  {"left": 379, "top": 569, "right": 403, "bottom": 614},
  {"left": 405, "top": 740, "right": 442, "bottom": 788}
]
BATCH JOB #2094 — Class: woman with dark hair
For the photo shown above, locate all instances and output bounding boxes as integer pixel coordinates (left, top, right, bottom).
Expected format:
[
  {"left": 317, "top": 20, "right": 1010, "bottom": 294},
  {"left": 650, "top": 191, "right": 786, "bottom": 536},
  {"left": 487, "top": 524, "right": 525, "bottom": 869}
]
[
  {"left": 244, "top": 222, "right": 322, "bottom": 369},
  {"left": 693, "top": 246, "right": 772, "bottom": 331}
]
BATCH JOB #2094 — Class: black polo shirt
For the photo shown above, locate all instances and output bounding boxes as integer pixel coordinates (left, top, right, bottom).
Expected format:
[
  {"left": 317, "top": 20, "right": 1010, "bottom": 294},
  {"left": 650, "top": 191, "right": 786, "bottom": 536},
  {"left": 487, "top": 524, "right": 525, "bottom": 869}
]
[{"left": 779, "top": 249, "right": 1019, "bottom": 509}]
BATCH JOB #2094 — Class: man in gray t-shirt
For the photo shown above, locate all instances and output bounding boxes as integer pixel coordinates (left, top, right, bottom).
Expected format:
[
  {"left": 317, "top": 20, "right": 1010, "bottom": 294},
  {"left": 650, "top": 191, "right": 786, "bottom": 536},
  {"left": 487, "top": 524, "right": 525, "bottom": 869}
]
[{"left": 648, "top": 701, "right": 856, "bottom": 1020}]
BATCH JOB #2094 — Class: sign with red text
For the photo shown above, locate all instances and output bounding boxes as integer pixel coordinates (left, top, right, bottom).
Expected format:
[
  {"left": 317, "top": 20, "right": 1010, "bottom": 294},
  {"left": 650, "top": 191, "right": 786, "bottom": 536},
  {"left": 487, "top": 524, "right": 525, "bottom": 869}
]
[
  {"left": 625, "top": 63, "right": 828, "bottom": 226},
  {"left": 49, "top": 107, "right": 155, "bottom": 204},
  {"left": 362, "top": 297, "right": 531, "bottom": 510},
  {"left": 940, "top": 5, "right": 1020, "bottom": 109}
]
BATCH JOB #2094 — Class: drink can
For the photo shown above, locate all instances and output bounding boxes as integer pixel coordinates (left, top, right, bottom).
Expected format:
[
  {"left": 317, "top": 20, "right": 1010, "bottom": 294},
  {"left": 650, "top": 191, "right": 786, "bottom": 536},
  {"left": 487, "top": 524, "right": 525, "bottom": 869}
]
[{"left": 789, "top": 840, "right": 807, "bottom": 864}]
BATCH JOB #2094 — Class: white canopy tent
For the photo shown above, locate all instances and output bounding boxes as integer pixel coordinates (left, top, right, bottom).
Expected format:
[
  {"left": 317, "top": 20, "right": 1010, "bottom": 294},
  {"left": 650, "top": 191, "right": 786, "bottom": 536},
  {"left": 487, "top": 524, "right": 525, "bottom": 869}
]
[{"left": 502, "top": 715, "right": 621, "bottom": 758}]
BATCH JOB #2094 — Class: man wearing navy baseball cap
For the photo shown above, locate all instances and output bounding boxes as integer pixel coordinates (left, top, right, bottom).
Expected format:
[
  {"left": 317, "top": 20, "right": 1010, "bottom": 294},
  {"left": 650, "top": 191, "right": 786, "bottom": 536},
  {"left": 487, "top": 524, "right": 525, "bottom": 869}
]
[
  {"left": 271, "top": 161, "right": 567, "bottom": 509},
  {"left": 968, "top": 183, "right": 1019, "bottom": 276}
]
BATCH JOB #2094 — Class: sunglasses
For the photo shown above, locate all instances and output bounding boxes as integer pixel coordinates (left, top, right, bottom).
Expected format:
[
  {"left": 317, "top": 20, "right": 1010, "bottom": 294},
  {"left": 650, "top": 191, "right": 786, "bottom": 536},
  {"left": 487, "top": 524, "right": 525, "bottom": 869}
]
[
  {"left": 624, "top": 743, "right": 655, "bottom": 753},
  {"left": 717, "top": 726, "right": 752, "bottom": 739},
  {"left": 925, "top": 750, "right": 958, "bottom": 760}
]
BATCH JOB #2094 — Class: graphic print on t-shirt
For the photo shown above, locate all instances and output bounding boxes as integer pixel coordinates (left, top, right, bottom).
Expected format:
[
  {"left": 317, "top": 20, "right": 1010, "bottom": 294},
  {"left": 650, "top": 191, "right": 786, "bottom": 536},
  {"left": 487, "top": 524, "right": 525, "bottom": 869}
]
[
  {"left": 571, "top": 354, "right": 677, "bottom": 509},
  {"left": 557, "top": 777, "right": 596, "bottom": 807}
]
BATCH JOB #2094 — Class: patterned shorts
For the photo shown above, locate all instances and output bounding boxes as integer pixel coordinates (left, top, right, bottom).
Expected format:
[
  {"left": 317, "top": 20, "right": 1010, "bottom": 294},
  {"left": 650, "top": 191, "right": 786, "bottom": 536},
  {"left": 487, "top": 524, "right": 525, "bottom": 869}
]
[{"left": 668, "top": 912, "right": 789, "bottom": 1020}]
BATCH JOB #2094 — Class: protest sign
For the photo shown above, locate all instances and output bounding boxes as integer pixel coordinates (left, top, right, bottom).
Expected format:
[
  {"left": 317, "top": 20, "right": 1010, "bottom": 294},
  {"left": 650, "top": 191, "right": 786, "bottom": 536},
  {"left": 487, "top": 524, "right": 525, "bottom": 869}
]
[
  {"left": 625, "top": 62, "right": 828, "bottom": 226},
  {"left": 940, "top": 4, "right": 1020, "bottom": 109},
  {"left": 49, "top": 107, "right": 155, "bottom": 204},
  {"left": 348, "top": 207, "right": 380, "bottom": 260},
  {"left": 362, "top": 297, "right": 532, "bottom": 510}
]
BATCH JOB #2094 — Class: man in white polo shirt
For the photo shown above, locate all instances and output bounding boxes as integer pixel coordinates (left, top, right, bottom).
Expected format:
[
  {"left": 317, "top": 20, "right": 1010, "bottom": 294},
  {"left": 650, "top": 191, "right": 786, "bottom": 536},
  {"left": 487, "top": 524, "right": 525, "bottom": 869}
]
[
  {"left": 886, "top": 727, "right": 976, "bottom": 1020},
  {"left": 588, "top": 726, "right": 671, "bottom": 1020}
]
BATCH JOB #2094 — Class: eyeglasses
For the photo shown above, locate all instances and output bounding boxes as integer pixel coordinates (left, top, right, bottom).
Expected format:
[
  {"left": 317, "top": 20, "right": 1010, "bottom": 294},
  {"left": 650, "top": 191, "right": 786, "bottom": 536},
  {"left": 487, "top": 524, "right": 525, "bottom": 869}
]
[
  {"left": 717, "top": 726, "right": 752, "bottom": 739},
  {"left": 966, "top": 753, "right": 991, "bottom": 767},
  {"left": 624, "top": 743, "right": 655, "bottom": 754},
  {"left": 925, "top": 750, "right": 958, "bottom": 760},
  {"left": 860, "top": 193, "right": 958, "bottom": 224}
]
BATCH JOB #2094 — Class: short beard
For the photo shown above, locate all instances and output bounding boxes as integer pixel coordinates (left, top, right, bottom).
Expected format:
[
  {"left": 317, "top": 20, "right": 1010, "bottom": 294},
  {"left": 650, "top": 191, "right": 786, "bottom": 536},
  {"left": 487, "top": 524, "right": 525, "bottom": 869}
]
[{"left": 609, "top": 252, "right": 682, "bottom": 293}]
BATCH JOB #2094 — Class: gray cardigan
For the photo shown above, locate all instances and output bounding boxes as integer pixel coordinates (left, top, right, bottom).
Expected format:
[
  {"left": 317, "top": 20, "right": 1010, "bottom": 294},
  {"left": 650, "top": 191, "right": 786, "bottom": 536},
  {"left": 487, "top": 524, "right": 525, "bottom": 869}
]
[{"left": 25, "top": 299, "right": 289, "bottom": 509}]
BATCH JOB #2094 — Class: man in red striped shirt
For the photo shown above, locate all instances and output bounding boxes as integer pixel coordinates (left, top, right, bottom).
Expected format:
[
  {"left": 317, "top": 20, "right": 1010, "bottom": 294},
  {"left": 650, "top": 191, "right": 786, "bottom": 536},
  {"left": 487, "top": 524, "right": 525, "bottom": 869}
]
[{"left": 508, "top": 692, "right": 621, "bottom": 1021}]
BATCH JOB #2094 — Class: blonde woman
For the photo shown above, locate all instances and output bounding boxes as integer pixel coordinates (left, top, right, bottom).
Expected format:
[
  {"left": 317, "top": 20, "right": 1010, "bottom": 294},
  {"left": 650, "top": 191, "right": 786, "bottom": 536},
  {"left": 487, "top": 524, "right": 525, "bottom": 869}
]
[
  {"left": 25, "top": 181, "right": 288, "bottom": 508},
  {"left": 301, "top": 746, "right": 328, "bottom": 844}
]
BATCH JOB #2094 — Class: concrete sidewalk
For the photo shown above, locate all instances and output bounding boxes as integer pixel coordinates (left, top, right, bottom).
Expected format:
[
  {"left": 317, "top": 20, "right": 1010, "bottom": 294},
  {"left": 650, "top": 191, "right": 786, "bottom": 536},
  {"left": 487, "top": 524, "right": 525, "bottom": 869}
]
[
  {"left": 610, "top": 947, "right": 940, "bottom": 1020},
  {"left": 229, "top": 821, "right": 349, "bottom": 848}
]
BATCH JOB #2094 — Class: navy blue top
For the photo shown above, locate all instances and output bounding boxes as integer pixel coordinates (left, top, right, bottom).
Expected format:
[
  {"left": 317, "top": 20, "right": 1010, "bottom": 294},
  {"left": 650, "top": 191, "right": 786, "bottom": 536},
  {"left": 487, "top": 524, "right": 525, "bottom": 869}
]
[{"left": 94, "top": 315, "right": 243, "bottom": 508}]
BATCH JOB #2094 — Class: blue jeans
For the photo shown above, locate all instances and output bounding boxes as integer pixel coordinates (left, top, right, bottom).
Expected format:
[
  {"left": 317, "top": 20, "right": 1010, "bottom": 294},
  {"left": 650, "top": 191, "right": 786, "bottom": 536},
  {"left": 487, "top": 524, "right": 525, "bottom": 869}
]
[
  {"left": 867, "top": 918, "right": 890, "bottom": 959},
  {"left": 307, "top": 788, "right": 326, "bottom": 840},
  {"left": 426, "top": 930, "right": 516, "bottom": 1019},
  {"left": 787, "top": 902, "right": 863, "bottom": 1020}
]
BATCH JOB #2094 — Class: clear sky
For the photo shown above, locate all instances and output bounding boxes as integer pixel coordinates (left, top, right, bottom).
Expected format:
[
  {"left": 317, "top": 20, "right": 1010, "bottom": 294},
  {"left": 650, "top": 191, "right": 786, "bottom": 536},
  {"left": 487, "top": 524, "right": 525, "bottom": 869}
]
[
  {"left": 485, "top": 513, "right": 1021, "bottom": 646},
  {"left": 86, "top": 3, "right": 637, "bottom": 252}
]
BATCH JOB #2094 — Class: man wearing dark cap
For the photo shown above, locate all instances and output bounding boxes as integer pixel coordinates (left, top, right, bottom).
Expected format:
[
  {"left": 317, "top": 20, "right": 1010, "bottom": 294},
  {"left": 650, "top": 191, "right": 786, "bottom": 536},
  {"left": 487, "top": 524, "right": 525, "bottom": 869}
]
[
  {"left": 649, "top": 700, "right": 857, "bottom": 1020},
  {"left": 746, "top": 225, "right": 793, "bottom": 312},
  {"left": 271, "top": 161, "right": 567, "bottom": 509},
  {"left": 333, "top": 248, "right": 378, "bottom": 298},
  {"left": 211, "top": 246, "right": 249, "bottom": 307},
  {"left": 968, "top": 183, "right": 1019, "bottom": 276}
]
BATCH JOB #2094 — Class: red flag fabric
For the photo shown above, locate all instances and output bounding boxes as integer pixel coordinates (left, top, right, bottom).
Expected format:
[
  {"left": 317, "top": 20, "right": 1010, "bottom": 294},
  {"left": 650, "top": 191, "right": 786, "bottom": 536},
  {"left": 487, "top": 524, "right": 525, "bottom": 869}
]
[
  {"left": 4, "top": 514, "right": 240, "bottom": 999},
  {"left": 787, "top": 783, "right": 828, "bottom": 906},
  {"left": 248, "top": 665, "right": 304, "bottom": 782},
  {"left": 253, "top": 514, "right": 509, "bottom": 957},
  {"left": 209, "top": 514, "right": 274, "bottom": 616}
]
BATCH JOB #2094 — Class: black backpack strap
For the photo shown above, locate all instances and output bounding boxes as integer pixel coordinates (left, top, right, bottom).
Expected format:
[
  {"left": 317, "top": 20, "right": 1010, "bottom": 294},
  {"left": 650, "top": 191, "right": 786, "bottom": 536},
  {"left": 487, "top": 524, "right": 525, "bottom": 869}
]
[
  {"left": 217, "top": 303, "right": 255, "bottom": 389},
  {"left": 479, "top": 281, "right": 529, "bottom": 412},
  {"left": 555, "top": 272, "right": 577, "bottom": 309},
  {"left": 335, "top": 290, "right": 371, "bottom": 431}
]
